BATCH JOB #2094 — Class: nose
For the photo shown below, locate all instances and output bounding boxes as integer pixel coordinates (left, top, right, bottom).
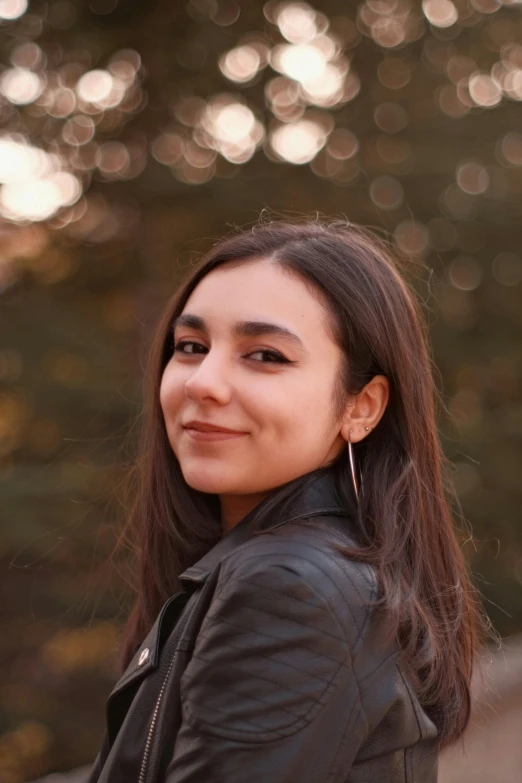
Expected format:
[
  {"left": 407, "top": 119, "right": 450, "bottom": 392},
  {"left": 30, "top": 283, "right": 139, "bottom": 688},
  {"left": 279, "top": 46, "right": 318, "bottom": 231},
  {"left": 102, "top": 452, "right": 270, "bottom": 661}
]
[{"left": 184, "top": 349, "right": 232, "bottom": 405}]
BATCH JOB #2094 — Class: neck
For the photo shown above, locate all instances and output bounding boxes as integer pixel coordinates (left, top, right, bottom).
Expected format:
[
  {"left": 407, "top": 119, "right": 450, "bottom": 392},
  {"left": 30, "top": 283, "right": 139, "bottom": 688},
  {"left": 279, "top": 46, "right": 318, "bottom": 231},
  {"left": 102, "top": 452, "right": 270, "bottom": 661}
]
[{"left": 219, "top": 492, "right": 270, "bottom": 535}]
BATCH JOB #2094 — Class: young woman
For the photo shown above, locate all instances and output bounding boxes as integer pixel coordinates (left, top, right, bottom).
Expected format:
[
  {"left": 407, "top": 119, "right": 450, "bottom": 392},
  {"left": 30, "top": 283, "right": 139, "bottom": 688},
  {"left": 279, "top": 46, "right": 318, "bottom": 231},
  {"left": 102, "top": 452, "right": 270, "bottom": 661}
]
[{"left": 87, "top": 219, "right": 483, "bottom": 783}]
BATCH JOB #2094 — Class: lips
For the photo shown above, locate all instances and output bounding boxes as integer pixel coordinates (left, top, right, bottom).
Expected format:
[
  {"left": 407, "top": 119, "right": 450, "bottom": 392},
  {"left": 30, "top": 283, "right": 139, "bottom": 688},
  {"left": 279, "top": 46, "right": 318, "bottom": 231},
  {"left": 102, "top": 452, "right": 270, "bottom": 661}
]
[{"left": 183, "top": 420, "right": 245, "bottom": 434}]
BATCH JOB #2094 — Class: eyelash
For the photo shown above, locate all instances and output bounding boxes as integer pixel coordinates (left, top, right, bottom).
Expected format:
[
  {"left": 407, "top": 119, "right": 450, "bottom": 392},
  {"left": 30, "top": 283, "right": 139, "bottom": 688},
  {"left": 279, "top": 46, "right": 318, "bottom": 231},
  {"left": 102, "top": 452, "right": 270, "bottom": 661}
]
[{"left": 173, "top": 339, "right": 290, "bottom": 365}]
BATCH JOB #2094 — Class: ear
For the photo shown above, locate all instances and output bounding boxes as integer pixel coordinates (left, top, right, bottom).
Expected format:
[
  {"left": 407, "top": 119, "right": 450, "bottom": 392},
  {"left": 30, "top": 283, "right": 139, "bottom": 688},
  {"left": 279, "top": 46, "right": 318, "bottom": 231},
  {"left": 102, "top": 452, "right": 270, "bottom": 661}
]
[{"left": 340, "top": 375, "right": 389, "bottom": 444}]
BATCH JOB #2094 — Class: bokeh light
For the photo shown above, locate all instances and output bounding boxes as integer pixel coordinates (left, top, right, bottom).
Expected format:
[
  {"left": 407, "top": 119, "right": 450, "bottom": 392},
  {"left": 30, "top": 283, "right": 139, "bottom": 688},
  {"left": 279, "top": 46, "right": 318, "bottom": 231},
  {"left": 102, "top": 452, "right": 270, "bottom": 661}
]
[
  {"left": 370, "top": 175, "right": 404, "bottom": 210},
  {"left": 97, "top": 142, "right": 130, "bottom": 177},
  {"left": 269, "top": 38, "right": 356, "bottom": 108},
  {"left": 470, "top": 0, "right": 502, "bottom": 13},
  {"left": 0, "top": 137, "right": 49, "bottom": 184},
  {"left": 108, "top": 49, "right": 142, "bottom": 81},
  {"left": 0, "top": 67, "right": 43, "bottom": 104},
  {"left": 219, "top": 44, "right": 262, "bottom": 83},
  {"left": 77, "top": 69, "right": 112, "bottom": 102},
  {"left": 0, "top": 43, "right": 144, "bottom": 225},
  {"left": 358, "top": 0, "right": 423, "bottom": 49},
  {"left": 199, "top": 94, "right": 264, "bottom": 163},
  {"left": 47, "top": 87, "right": 77, "bottom": 118},
  {"left": 275, "top": 1, "right": 327, "bottom": 44},
  {"left": 1, "top": 172, "right": 81, "bottom": 222},
  {"left": 76, "top": 69, "right": 126, "bottom": 109},
  {"left": 10, "top": 41, "right": 44, "bottom": 69},
  {"left": 374, "top": 102, "right": 409, "bottom": 133},
  {"left": 0, "top": 136, "right": 81, "bottom": 221},
  {"left": 456, "top": 161, "right": 490, "bottom": 194},
  {"left": 468, "top": 72, "right": 502, "bottom": 106},
  {"left": 498, "top": 132, "right": 522, "bottom": 165},
  {"left": 422, "top": 0, "right": 458, "bottom": 28},
  {"left": 326, "top": 128, "right": 359, "bottom": 159},
  {"left": 265, "top": 76, "right": 304, "bottom": 122},
  {"left": 492, "top": 252, "right": 522, "bottom": 285},
  {"left": 437, "top": 84, "right": 469, "bottom": 118},
  {"left": 265, "top": 4, "right": 358, "bottom": 110},
  {"left": 271, "top": 42, "right": 331, "bottom": 82},
  {"left": 448, "top": 255, "right": 483, "bottom": 290},
  {"left": 10, "top": 0, "right": 519, "bottom": 219},
  {"left": 62, "top": 116, "right": 96, "bottom": 146},
  {"left": 151, "top": 132, "right": 184, "bottom": 166},
  {"left": 377, "top": 57, "right": 414, "bottom": 90},
  {"left": 270, "top": 116, "right": 330, "bottom": 164},
  {"left": 376, "top": 135, "right": 412, "bottom": 166},
  {"left": 0, "top": 0, "right": 27, "bottom": 20},
  {"left": 394, "top": 220, "right": 430, "bottom": 255}
]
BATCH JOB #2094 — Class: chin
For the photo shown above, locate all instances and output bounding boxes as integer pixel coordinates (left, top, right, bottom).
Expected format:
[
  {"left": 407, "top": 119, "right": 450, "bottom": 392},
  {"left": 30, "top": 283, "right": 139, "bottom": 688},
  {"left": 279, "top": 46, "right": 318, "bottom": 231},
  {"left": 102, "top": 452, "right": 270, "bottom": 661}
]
[{"left": 179, "top": 461, "right": 243, "bottom": 495}]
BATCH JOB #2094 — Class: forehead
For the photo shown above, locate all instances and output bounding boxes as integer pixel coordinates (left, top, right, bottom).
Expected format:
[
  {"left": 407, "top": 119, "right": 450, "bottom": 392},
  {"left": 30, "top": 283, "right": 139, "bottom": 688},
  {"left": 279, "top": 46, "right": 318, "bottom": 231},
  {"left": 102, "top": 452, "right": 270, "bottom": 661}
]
[{"left": 183, "top": 258, "right": 332, "bottom": 337}]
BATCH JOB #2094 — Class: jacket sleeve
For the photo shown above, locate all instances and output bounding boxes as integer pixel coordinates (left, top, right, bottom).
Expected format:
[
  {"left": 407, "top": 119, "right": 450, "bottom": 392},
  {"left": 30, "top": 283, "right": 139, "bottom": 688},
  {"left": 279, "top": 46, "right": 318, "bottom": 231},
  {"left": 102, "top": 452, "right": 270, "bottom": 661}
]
[{"left": 166, "top": 545, "right": 368, "bottom": 782}]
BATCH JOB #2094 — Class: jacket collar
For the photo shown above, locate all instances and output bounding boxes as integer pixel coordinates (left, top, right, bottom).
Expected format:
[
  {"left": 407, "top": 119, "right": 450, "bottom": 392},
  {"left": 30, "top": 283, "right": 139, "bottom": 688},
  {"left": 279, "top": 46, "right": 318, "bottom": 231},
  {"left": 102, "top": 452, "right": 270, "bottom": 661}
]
[{"left": 179, "top": 466, "right": 353, "bottom": 586}]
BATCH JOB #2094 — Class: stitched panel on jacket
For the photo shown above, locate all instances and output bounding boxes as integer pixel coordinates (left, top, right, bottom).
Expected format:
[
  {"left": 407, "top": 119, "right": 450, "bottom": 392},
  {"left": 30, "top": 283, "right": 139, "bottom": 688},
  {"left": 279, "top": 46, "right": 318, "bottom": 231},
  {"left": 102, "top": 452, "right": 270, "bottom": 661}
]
[{"left": 179, "top": 551, "right": 352, "bottom": 742}]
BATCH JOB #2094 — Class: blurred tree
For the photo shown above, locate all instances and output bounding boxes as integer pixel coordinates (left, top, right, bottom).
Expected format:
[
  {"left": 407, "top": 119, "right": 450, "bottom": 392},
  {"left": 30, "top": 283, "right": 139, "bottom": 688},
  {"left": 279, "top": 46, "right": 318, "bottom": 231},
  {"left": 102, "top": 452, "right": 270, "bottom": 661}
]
[{"left": 0, "top": 0, "right": 521, "bottom": 778}]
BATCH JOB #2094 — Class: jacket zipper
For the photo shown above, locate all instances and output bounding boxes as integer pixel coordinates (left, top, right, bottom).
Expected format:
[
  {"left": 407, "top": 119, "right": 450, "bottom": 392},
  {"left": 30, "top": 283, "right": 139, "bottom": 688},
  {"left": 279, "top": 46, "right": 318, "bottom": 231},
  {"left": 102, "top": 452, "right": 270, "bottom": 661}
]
[
  {"left": 138, "top": 651, "right": 178, "bottom": 783},
  {"left": 137, "top": 597, "right": 194, "bottom": 783}
]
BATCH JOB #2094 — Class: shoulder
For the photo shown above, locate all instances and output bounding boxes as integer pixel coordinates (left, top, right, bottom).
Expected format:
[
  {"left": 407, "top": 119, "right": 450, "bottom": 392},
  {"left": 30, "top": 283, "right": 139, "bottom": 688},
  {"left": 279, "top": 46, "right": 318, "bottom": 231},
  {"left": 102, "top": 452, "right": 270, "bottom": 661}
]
[
  {"left": 217, "top": 514, "right": 380, "bottom": 653},
  {"left": 183, "top": 514, "right": 400, "bottom": 743}
]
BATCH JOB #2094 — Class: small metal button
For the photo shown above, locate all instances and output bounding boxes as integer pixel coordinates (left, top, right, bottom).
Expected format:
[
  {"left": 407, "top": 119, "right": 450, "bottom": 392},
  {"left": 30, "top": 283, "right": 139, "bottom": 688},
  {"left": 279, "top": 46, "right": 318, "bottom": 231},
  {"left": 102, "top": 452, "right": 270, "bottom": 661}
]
[{"left": 138, "top": 647, "right": 150, "bottom": 666}]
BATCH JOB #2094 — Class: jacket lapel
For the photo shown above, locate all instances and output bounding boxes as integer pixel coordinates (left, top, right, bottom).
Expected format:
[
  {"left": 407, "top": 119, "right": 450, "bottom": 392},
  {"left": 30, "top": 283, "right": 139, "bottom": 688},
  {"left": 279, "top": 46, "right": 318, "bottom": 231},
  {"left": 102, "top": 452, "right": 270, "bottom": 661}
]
[
  {"left": 108, "top": 591, "right": 189, "bottom": 699},
  {"left": 105, "top": 588, "right": 197, "bottom": 744}
]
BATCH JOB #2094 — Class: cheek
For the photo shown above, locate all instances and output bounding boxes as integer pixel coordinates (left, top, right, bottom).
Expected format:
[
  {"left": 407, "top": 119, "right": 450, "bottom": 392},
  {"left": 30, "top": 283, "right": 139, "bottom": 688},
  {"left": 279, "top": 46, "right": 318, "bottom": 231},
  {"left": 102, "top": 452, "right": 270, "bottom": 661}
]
[
  {"left": 298, "top": 378, "right": 340, "bottom": 438},
  {"left": 243, "top": 377, "right": 303, "bottom": 427},
  {"left": 257, "top": 375, "right": 332, "bottom": 439},
  {"left": 159, "top": 365, "right": 185, "bottom": 418}
]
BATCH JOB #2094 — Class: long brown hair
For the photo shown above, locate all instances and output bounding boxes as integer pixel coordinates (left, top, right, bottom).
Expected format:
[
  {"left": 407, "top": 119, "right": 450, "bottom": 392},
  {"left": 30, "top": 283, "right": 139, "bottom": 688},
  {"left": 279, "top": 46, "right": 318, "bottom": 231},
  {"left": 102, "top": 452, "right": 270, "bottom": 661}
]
[{"left": 118, "top": 217, "right": 484, "bottom": 748}]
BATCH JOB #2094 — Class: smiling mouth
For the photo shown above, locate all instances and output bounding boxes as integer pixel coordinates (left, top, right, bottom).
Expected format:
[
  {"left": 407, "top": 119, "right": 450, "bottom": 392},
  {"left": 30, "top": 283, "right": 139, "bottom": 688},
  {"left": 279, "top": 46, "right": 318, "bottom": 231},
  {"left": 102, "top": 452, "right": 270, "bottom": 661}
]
[{"left": 184, "top": 427, "right": 247, "bottom": 442}]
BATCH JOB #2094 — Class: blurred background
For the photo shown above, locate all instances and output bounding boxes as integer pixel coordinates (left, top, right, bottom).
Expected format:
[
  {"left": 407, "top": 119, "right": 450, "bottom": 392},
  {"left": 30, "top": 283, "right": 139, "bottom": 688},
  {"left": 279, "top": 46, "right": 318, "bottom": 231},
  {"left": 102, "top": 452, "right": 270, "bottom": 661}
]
[{"left": 0, "top": 0, "right": 521, "bottom": 781}]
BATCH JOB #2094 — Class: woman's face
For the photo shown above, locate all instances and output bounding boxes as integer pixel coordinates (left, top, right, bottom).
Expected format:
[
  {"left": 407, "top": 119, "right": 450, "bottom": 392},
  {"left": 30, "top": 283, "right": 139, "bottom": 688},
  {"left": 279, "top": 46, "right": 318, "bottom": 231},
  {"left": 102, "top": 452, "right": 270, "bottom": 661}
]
[{"left": 160, "top": 258, "right": 348, "bottom": 514}]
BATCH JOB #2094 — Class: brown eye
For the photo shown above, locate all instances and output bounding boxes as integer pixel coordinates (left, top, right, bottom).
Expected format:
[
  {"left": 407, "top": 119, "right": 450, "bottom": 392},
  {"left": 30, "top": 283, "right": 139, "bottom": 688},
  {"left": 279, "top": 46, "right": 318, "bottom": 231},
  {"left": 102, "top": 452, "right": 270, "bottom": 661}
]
[
  {"left": 247, "top": 349, "right": 289, "bottom": 364},
  {"left": 173, "top": 340, "right": 207, "bottom": 355}
]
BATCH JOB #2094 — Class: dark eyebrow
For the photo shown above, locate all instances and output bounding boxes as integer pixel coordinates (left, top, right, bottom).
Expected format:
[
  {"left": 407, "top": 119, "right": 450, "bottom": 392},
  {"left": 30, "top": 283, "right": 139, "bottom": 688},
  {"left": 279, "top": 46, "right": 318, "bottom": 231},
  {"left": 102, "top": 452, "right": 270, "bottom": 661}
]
[{"left": 173, "top": 313, "right": 305, "bottom": 350}]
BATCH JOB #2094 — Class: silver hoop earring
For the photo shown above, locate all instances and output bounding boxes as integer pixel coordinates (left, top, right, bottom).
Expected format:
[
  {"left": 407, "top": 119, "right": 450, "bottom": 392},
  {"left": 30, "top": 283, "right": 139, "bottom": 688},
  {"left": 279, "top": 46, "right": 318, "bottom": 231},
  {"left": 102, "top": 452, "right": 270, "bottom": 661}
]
[{"left": 348, "top": 430, "right": 359, "bottom": 503}]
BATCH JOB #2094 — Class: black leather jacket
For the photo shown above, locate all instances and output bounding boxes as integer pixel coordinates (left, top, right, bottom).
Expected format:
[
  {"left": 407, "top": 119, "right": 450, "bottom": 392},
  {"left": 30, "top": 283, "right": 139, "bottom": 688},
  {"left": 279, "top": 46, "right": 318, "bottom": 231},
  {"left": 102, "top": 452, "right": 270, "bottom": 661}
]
[{"left": 87, "top": 469, "right": 438, "bottom": 782}]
